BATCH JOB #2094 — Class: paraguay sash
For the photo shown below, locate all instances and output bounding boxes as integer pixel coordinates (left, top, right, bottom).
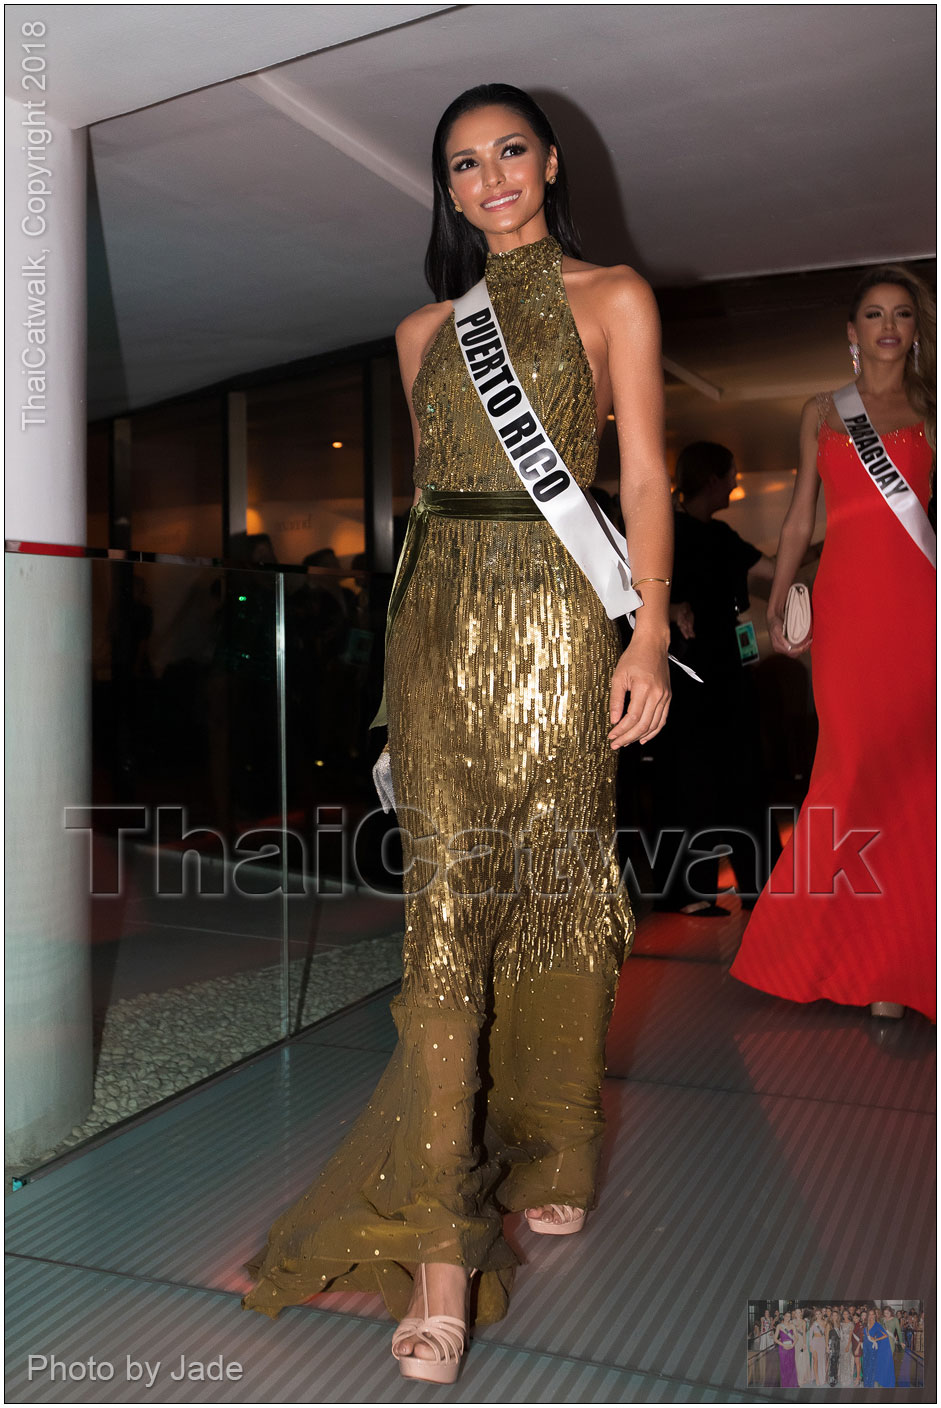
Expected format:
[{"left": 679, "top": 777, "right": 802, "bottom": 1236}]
[
  {"left": 452, "top": 277, "right": 644, "bottom": 620},
  {"left": 832, "top": 382, "right": 936, "bottom": 568}
]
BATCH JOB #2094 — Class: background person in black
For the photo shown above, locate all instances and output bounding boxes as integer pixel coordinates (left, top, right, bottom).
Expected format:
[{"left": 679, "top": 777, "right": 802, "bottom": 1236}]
[{"left": 648, "top": 441, "right": 778, "bottom": 912}]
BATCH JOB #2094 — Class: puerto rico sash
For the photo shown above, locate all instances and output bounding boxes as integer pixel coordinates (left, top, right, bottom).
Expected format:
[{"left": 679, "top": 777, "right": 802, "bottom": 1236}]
[
  {"left": 832, "top": 382, "right": 936, "bottom": 567},
  {"left": 452, "top": 277, "right": 644, "bottom": 619},
  {"left": 452, "top": 276, "right": 701, "bottom": 681}
]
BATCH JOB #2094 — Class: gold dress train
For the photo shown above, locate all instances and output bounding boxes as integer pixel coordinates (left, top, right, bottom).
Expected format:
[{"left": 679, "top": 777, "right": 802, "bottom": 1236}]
[{"left": 241, "top": 235, "right": 634, "bottom": 1328}]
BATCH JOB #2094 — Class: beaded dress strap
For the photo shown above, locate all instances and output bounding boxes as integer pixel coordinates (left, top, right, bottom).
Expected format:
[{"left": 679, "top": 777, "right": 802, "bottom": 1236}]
[{"left": 815, "top": 390, "right": 834, "bottom": 434}]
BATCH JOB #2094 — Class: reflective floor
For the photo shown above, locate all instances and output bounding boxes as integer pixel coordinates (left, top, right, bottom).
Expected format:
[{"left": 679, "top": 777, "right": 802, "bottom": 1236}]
[{"left": 6, "top": 901, "right": 935, "bottom": 1403}]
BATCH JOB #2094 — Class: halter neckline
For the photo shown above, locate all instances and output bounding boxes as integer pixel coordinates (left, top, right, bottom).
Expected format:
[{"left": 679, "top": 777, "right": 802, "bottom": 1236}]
[{"left": 484, "top": 235, "right": 561, "bottom": 282}]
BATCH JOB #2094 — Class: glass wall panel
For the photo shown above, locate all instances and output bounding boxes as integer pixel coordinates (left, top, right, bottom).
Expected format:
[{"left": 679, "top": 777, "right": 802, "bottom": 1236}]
[
  {"left": 280, "top": 563, "right": 404, "bottom": 1033},
  {"left": 7, "top": 546, "right": 406, "bottom": 1181},
  {"left": 87, "top": 557, "right": 285, "bottom": 1136},
  {"left": 7, "top": 551, "right": 282, "bottom": 1180}
]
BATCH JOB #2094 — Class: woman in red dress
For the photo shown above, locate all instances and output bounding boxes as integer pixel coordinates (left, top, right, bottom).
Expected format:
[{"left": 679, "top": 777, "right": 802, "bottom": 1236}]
[{"left": 731, "top": 266, "right": 935, "bottom": 1021}]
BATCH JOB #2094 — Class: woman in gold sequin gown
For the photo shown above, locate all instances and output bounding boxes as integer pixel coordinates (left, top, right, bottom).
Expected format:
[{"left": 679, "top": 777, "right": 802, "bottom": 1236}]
[{"left": 242, "top": 84, "right": 674, "bottom": 1379}]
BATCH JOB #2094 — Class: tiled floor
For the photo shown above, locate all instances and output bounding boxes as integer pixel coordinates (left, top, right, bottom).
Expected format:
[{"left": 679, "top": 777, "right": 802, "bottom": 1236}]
[{"left": 6, "top": 903, "right": 935, "bottom": 1403}]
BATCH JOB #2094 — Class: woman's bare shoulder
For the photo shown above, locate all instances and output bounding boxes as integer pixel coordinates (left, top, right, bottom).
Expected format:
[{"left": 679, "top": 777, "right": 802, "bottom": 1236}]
[
  {"left": 396, "top": 299, "right": 453, "bottom": 351},
  {"left": 562, "top": 254, "right": 649, "bottom": 284},
  {"left": 563, "top": 256, "right": 656, "bottom": 318},
  {"left": 802, "top": 390, "right": 837, "bottom": 431}
]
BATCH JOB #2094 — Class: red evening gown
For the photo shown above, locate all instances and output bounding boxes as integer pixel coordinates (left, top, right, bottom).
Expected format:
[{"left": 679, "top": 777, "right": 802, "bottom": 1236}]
[{"left": 731, "top": 416, "right": 936, "bottom": 1021}]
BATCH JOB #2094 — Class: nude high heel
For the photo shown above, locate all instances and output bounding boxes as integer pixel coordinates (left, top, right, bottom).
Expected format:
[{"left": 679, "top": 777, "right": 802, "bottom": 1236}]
[
  {"left": 524, "top": 1204, "right": 586, "bottom": 1236},
  {"left": 391, "top": 1263, "right": 475, "bottom": 1385}
]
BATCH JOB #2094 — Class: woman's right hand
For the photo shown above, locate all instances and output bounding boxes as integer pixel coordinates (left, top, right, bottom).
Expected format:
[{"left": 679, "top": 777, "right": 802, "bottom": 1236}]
[{"left": 767, "top": 605, "right": 812, "bottom": 657}]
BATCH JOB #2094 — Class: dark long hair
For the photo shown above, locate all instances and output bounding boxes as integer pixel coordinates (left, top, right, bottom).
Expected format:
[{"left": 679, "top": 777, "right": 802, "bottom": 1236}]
[
  {"left": 424, "top": 84, "right": 582, "bottom": 303},
  {"left": 849, "top": 263, "right": 936, "bottom": 458}
]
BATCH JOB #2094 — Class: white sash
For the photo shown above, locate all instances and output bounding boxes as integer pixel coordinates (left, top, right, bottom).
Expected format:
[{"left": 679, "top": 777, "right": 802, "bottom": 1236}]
[
  {"left": 453, "top": 277, "right": 643, "bottom": 619},
  {"left": 832, "top": 382, "right": 936, "bottom": 568},
  {"left": 452, "top": 277, "right": 701, "bottom": 681}
]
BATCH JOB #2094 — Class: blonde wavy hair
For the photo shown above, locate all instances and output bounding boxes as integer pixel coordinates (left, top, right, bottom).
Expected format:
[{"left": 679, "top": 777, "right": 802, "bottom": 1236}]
[{"left": 849, "top": 263, "right": 936, "bottom": 460}]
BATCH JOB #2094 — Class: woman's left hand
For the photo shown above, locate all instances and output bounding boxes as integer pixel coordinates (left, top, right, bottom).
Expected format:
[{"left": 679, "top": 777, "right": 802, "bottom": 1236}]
[{"left": 608, "top": 636, "right": 671, "bottom": 748}]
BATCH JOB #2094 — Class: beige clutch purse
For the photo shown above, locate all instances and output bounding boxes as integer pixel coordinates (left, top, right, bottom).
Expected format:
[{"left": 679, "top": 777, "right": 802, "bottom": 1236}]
[{"left": 783, "top": 583, "right": 813, "bottom": 646}]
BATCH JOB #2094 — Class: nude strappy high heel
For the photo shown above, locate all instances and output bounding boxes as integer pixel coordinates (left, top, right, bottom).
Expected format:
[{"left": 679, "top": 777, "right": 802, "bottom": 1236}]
[
  {"left": 524, "top": 1204, "right": 586, "bottom": 1235},
  {"left": 391, "top": 1263, "right": 475, "bottom": 1384}
]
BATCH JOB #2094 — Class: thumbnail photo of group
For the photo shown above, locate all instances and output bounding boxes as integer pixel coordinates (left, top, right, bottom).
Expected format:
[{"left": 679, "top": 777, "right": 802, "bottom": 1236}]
[{"left": 747, "top": 1300, "right": 924, "bottom": 1388}]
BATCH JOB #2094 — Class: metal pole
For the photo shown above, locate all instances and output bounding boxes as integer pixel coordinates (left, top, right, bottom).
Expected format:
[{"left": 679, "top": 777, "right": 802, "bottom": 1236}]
[{"left": 275, "top": 570, "right": 290, "bottom": 1036}]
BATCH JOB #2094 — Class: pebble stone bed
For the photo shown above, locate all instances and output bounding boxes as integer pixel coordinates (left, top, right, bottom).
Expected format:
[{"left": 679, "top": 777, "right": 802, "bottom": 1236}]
[{"left": 7, "top": 933, "right": 403, "bottom": 1187}]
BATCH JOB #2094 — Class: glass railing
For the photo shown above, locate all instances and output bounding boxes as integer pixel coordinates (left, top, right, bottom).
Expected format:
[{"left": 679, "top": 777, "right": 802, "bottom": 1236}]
[{"left": 4, "top": 542, "right": 405, "bottom": 1183}]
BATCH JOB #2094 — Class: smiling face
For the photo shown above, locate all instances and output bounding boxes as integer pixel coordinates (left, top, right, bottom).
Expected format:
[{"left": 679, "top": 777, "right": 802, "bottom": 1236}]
[
  {"left": 848, "top": 283, "right": 917, "bottom": 369},
  {"left": 445, "top": 104, "right": 558, "bottom": 248}
]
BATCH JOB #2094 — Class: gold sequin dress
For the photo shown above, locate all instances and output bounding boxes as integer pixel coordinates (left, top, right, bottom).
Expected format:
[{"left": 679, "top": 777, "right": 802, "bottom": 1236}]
[{"left": 242, "top": 235, "right": 634, "bottom": 1327}]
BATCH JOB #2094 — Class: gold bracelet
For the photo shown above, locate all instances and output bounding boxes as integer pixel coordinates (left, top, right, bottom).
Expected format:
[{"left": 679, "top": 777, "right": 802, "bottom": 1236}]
[{"left": 633, "top": 576, "right": 671, "bottom": 588}]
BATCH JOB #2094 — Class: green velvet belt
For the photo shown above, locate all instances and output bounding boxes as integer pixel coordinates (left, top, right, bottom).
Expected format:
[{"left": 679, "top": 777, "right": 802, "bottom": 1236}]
[{"left": 369, "top": 487, "right": 545, "bottom": 730}]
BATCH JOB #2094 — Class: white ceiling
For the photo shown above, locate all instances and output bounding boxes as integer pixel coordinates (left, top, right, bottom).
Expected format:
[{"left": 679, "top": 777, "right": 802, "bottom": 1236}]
[
  {"left": 10, "top": 4, "right": 935, "bottom": 421},
  {"left": 3, "top": 4, "right": 452, "bottom": 127}
]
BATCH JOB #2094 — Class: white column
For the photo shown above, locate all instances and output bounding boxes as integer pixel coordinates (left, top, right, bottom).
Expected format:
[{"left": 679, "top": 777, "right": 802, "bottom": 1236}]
[{"left": 4, "top": 87, "right": 92, "bottom": 1166}]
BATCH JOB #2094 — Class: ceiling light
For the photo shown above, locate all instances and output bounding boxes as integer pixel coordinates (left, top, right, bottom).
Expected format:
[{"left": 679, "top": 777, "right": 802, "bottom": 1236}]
[{"left": 332, "top": 440, "right": 343, "bottom": 449}]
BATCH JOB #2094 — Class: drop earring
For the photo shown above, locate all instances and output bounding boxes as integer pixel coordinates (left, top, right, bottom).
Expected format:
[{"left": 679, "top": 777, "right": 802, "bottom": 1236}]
[
  {"left": 849, "top": 342, "right": 861, "bottom": 377},
  {"left": 452, "top": 200, "right": 462, "bottom": 214},
  {"left": 913, "top": 338, "right": 921, "bottom": 373}
]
